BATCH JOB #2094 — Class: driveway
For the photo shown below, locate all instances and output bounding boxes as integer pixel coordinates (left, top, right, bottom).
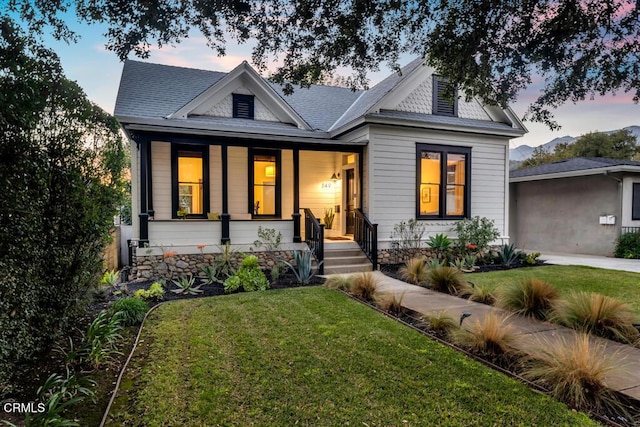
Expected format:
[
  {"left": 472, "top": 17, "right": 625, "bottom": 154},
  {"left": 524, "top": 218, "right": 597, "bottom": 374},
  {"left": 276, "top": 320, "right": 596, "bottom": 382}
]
[{"left": 540, "top": 252, "right": 640, "bottom": 273}]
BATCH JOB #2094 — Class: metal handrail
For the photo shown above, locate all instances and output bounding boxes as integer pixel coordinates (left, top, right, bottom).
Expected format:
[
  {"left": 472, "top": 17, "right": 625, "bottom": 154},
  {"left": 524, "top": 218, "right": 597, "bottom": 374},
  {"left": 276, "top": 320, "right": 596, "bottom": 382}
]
[
  {"left": 303, "top": 208, "right": 324, "bottom": 274},
  {"left": 354, "top": 208, "right": 378, "bottom": 270}
]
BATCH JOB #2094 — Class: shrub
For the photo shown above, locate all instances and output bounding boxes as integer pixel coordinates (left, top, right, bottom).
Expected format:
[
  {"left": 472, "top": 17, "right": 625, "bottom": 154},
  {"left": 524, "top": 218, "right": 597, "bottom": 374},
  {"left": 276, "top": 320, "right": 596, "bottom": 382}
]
[
  {"left": 282, "top": 249, "right": 323, "bottom": 285},
  {"left": 100, "top": 270, "right": 119, "bottom": 288},
  {"left": 214, "top": 242, "right": 240, "bottom": 278},
  {"left": 0, "top": 22, "right": 127, "bottom": 396},
  {"left": 110, "top": 297, "right": 149, "bottom": 326},
  {"left": 614, "top": 232, "right": 640, "bottom": 259},
  {"left": 85, "top": 310, "right": 124, "bottom": 369},
  {"left": 428, "top": 266, "right": 469, "bottom": 295},
  {"left": 390, "top": 218, "right": 426, "bottom": 260},
  {"left": 223, "top": 255, "right": 270, "bottom": 293},
  {"left": 375, "top": 292, "right": 406, "bottom": 316},
  {"left": 325, "top": 275, "right": 355, "bottom": 291},
  {"left": 171, "top": 275, "right": 203, "bottom": 295},
  {"left": 522, "top": 333, "right": 624, "bottom": 413},
  {"left": 552, "top": 291, "right": 640, "bottom": 344},
  {"left": 399, "top": 257, "right": 429, "bottom": 286},
  {"left": 350, "top": 272, "right": 379, "bottom": 301},
  {"left": 134, "top": 281, "right": 165, "bottom": 300},
  {"left": 454, "top": 312, "right": 516, "bottom": 355},
  {"left": 252, "top": 226, "right": 284, "bottom": 279},
  {"left": 465, "top": 282, "right": 496, "bottom": 305},
  {"left": 524, "top": 252, "right": 541, "bottom": 265},
  {"left": 422, "top": 311, "right": 458, "bottom": 336},
  {"left": 454, "top": 216, "right": 500, "bottom": 253},
  {"left": 497, "top": 278, "right": 558, "bottom": 320}
]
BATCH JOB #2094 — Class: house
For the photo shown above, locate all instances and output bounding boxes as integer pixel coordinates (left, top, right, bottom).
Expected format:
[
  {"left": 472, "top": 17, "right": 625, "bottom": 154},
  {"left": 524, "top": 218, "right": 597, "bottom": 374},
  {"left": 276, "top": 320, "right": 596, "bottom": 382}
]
[
  {"left": 510, "top": 157, "right": 640, "bottom": 256},
  {"left": 114, "top": 58, "right": 526, "bottom": 279}
]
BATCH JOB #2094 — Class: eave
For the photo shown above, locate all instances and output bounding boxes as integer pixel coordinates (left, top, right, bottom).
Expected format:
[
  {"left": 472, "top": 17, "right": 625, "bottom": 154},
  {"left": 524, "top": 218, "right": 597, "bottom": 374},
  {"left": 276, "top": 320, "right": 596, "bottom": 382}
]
[{"left": 510, "top": 166, "right": 640, "bottom": 183}]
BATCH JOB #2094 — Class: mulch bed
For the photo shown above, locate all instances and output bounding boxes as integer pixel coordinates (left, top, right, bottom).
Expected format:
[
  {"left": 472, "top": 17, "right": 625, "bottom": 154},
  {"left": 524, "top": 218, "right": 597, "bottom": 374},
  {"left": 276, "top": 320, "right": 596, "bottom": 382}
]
[{"left": 380, "top": 259, "right": 548, "bottom": 281}]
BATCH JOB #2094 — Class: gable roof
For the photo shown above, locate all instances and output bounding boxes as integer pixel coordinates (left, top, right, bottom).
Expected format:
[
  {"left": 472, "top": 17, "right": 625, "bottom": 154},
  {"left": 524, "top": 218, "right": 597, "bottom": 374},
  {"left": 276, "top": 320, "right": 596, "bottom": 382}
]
[
  {"left": 115, "top": 59, "right": 526, "bottom": 138},
  {"left": 510, "top": 157, "right": 640, "bottom": 182}
]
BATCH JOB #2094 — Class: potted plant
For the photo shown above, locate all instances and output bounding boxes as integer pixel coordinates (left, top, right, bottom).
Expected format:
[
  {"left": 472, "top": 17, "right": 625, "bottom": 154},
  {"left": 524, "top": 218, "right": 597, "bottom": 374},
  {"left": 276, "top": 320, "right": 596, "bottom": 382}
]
[{"left": 323, "top": 208, "right": 335, "bottom": 230}]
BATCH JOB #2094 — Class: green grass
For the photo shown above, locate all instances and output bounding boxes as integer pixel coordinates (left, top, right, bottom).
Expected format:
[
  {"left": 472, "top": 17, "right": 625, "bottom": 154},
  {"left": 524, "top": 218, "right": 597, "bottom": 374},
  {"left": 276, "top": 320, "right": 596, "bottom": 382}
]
[
  {"left": 106, "top": 287, "right": 597, "bottom": 426},
  {"left": 469, "top": 265, "right": 640, "bottom": 315}
]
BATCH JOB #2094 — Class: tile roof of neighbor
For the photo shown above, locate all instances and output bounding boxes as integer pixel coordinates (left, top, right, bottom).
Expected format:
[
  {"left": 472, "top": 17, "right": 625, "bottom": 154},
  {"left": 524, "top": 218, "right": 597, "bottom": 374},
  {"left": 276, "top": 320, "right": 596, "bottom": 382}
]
[{"left": 510, "top": 157, "right": 640, "bottom": 179}]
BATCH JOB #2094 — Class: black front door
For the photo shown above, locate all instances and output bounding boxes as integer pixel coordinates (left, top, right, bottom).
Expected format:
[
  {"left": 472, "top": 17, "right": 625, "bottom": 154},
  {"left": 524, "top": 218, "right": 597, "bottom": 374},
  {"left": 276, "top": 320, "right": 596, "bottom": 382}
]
[{"left": 345, "top": 169, "right": 356, "bottom": 234}]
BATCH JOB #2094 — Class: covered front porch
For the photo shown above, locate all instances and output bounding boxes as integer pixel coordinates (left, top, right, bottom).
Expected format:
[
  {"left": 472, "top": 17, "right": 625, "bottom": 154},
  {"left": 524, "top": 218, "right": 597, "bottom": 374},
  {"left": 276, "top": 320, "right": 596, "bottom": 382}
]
[{"left": 131, "top": 131, "right": 375, "bottom": 264}]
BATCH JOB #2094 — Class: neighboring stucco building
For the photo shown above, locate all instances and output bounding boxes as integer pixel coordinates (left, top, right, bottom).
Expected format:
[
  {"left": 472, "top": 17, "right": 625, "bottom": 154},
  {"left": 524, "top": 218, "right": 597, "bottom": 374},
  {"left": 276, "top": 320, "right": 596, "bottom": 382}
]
[
  {"left": 510, "top": 157, "right": 640, "bottom": 256},
  {"left": 115, "top": 58, "right": 526, "bottom": 277}
]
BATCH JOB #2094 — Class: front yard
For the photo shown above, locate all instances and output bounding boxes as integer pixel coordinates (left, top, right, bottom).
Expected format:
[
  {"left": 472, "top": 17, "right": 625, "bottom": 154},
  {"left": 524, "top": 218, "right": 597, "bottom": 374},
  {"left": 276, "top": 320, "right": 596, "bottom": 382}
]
[{"left": 106, "top": 287, "right": 595, "bottom": 426}]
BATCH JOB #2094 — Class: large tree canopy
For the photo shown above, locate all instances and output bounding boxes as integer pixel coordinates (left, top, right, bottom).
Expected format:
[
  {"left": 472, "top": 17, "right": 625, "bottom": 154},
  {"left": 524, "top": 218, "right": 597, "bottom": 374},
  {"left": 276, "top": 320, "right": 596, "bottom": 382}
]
[{"left": 5, "top": 0, "right": 640, "bottom": 127}]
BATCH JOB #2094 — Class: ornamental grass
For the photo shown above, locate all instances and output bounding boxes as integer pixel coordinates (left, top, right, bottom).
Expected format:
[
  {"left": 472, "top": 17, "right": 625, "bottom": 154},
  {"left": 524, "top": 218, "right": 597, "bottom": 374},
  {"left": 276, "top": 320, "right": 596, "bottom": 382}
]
[{"left": 498, "top": 278, "right": 559, "bottom": 320}]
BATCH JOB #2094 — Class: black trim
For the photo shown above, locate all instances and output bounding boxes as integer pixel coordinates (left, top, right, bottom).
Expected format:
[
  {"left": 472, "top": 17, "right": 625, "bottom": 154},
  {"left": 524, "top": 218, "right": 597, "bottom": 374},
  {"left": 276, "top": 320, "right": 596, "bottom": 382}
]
[
  {"left": 248, "top": 148, "right": 281, "bottom": 219},
  {"left": 416, "top": 143, "right": 471, "bottom": 220},
  {"left": 171, "top": 144, "right": 210, "bottom": 219},
  {"left": 632, "top": 183, "right": 640, "bottom": 221},
  {"left": 233, "top": 94, "right": 255, "bottom": 120},
  {"left": 292, "top": 149, "right": 301, "bottom": 242},
  {"left": 433, "top": 75, "right": 458, "bottom": 117},
  {"left": 147, "top": 140, "right": 153, "bottom": 211}
]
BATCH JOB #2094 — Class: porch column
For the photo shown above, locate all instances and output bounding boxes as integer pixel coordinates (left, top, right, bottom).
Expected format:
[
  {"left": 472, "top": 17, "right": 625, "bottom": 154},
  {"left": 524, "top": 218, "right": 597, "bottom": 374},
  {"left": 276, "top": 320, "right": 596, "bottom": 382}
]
[
  {"left": 221, "top": 144, "right": 230, "bottom": 244},
  {"left": 138, "top": 136, "right": 149, "bottom": 245},
  {"left": 292, "top": 148, "right": 301, "bottom": 242}
]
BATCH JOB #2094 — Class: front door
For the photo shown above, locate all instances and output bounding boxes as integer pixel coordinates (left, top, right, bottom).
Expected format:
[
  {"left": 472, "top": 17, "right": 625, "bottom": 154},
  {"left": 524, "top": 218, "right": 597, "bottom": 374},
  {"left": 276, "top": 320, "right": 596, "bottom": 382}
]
[{"left": 345, "top": 169, "right": 356, "bottom": 234}]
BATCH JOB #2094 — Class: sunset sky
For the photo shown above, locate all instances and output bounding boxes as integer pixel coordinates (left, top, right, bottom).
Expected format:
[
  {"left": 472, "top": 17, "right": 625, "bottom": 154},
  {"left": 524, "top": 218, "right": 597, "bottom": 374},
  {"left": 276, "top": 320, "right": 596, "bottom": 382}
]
[{"left": 39, "top": 16, "right": 640, "bottom": 151}]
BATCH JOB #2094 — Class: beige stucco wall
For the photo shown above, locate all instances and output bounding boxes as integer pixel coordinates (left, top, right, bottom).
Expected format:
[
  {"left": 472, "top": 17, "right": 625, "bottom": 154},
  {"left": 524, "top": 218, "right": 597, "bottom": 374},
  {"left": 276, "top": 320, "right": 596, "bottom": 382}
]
[{"left": 510, "top": 175, "right": 621, "bottom": 256}]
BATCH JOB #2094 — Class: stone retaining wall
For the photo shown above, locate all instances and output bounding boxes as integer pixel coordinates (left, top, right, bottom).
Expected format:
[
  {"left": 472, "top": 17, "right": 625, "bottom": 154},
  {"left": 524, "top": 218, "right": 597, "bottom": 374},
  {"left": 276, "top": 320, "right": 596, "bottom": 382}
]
[{"left": 130, "top": 250, "right": 296, "bottom": 281}]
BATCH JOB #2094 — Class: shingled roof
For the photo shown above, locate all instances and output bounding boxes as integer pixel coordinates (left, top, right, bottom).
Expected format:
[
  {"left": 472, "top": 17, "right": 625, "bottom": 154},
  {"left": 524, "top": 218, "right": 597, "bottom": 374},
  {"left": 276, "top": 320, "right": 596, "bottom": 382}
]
[{"left": 510, "top": 157, "right": 640, "bottom": 181}]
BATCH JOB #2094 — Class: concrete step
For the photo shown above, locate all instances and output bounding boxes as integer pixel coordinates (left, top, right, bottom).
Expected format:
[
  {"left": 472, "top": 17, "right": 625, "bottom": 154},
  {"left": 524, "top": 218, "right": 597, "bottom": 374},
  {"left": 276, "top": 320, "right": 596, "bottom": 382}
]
[
  {"left": 324, "top": 241, "right": 359, "bottom": 250},
  {"left": 324, "top": 248, "right": 365, "bottom": 258},
  {"left": 323, "top": 255, "right": 371, "bottom": 267},
  {"left": 323, "top": 263, "right": 373, "bottom": 275}
]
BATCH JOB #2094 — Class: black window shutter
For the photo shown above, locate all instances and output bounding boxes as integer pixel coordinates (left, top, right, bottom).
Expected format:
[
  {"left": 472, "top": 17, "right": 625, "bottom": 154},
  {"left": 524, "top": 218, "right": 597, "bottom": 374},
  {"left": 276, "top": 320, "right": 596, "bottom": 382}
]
[
  {"left": 433, "top": 76, "right": 457, "bottom": 117},
  {"left": 233, "top": 94, "right": 255, "bottom": 119},
  {"left": 633, "top": 183, "right": 640, "bottom": 220}
]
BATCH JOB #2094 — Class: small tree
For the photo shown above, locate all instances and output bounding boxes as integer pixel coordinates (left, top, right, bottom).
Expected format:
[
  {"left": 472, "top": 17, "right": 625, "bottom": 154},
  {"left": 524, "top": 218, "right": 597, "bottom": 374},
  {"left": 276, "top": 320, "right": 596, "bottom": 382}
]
[
  {"left": 454, "top": 217, "right": 500, "bottom": 254},
  {"left": 0, "top": 18, "right": 127, "bottom": 397},
  {"left": 390, "top": 219, "right": 426, "bottom": 260}
]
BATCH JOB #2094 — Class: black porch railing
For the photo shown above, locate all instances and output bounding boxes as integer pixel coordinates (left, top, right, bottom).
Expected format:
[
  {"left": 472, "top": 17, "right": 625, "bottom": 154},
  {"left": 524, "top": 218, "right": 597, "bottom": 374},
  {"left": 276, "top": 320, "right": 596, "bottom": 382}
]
[
  {"left": 354, "top": 208, "right": 378, "bottom": 271},
  {"left": 303, "top": 208, "right": 324, "bottom": 274}
]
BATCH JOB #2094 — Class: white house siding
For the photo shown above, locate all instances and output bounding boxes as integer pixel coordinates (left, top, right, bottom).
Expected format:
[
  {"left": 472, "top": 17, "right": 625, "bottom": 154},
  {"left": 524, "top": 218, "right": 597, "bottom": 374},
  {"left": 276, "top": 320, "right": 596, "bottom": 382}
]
[
  {"left": 229, "top": 220, "right": 294, "bottom": 245},
  {"left": 299, "top": 151, "right": 343, "bottom": 225},
  {"left": 201, "top": 89, "right": 280, "bottom": 122},
  {"left": 228, "top": 146, "right": 250, "bottom": 218},
  {"left": 209, "top": 145, "right": 223, "bottom": 215},
  {"left": 148, "top": 221, "right": 221, "bottom": 249},
  {"left": 151, "top": 141, "right": 172, "bottom": 220},
  {"left": 394, "top": 77, "right": 491, "bottom": 121},
  {"left": 368, "top": 125, "right": 508, "bottom": 248}
]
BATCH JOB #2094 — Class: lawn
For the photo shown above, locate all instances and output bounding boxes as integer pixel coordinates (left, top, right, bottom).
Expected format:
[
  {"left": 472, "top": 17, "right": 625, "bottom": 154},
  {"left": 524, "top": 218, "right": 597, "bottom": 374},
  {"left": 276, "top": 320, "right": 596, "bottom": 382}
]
[
  {"left": 106, "top": 287, "right": 596, "bottom": 426},
  {"left": 469, "top": 265, "right": 640, "bottom": 315}
]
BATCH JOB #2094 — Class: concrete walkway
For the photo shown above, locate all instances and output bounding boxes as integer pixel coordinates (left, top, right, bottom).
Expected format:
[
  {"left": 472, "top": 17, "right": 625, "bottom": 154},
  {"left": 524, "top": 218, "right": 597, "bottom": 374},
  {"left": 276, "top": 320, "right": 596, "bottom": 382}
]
[
  {"left": 540, "top": 252, "right": 640, "bottom": 273},
  {"left": 370, "top": 271, "right": 640, "bottom": 403}
]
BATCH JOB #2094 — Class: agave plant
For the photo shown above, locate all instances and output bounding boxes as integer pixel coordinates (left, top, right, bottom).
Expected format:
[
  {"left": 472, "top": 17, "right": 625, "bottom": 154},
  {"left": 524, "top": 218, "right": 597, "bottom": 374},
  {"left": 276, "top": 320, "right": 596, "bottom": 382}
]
[
  {"left": 497, "top": 243, "right": 522, "bottom": 268},
  {"left": 427, "top": 233, "right": 452, "bottom": 251},
  {"left": 171, "top": 275, "right": 203, "bottom": 295},
  {"left": 282, "top": 249, "right": 323, "bottom": 285}
]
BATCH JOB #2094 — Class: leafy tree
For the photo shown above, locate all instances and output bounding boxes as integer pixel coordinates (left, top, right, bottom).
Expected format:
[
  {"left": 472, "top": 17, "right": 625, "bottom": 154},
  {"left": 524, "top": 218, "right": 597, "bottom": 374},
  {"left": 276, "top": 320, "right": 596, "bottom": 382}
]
[
  {"left": 6, "top": 0, "right": 640, "bottom": 128},
  {"left": 0, "top": 17, "right": 127, "bottom": 396},
  {"left": 520, "top": 129, "right": 639, "bottom": 168}
]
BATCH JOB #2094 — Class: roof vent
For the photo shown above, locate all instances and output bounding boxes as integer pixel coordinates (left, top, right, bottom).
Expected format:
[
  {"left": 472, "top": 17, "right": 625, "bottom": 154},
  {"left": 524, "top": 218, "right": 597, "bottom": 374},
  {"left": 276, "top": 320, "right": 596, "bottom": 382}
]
[{"left": 233, "top": 94, "right": 254, "bottom": 120}]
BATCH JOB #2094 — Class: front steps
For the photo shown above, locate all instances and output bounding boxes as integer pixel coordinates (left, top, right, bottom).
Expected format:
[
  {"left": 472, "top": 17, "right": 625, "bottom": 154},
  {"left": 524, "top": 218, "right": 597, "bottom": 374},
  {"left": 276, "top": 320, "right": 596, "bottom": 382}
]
[{"left": 322, "top": 241, "right": 373, "bottom": 274}]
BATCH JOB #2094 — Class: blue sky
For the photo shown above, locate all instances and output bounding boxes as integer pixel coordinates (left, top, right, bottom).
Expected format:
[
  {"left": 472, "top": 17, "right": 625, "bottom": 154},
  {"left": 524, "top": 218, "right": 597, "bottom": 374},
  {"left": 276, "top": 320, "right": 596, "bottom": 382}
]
[{"left": 40, "top": 17, "right": 640, "bottom": 150}]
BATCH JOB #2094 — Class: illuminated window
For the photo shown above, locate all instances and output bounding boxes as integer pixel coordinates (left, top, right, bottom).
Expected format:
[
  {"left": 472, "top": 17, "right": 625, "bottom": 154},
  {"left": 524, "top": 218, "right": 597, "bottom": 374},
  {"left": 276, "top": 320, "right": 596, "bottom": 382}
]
[
  {"left": 250, "top": 150, "right": 280, "bottom": 217},
  {"left": 417, "top": 144, "right": 470, "bottom": 219},
  {"left": 172, "top": 145, "right": 209, "bottom": 218}
]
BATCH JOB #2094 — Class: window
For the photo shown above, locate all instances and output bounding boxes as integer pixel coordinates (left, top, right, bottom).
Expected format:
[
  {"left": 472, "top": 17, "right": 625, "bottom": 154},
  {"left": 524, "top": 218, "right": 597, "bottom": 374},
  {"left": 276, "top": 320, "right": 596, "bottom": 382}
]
[
  {"left": 172, "top": 145, "right": 209, "bottom": 218},
  {"left": 417, "top": 144, "right": 470, "bottom": 219},
  {"left": 632, "top": 183, "right": 640, "bottom": 220},
  {"left": 250, "top": 149, "right": 280, "bottom": 217},
  {"left": 233, "top": 94, "right": 254, "bottom": 119},
  {"left": 433, "top": 76, "right": 458, "bottom": 117}
]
